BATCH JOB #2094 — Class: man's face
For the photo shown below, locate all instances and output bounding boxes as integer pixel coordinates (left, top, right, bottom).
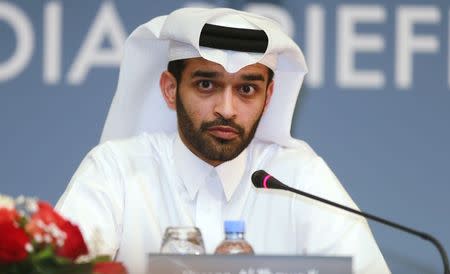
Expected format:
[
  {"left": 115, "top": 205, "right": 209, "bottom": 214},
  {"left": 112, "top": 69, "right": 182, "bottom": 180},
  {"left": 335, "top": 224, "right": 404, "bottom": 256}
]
[{"left": 169, "top": 58, "right": 274, "bottom": 166}]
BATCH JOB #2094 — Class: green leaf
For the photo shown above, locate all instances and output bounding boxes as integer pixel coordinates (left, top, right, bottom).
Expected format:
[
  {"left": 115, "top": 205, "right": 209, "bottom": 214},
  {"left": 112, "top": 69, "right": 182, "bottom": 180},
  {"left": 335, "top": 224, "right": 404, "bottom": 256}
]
[
  {"left": 35, "top": 262, "right": 92, "bottom": 274},
  {"left": 53, "top": 255, "right": 72, "bottom": 265},
  {"left": 18, "top": 215, "right": 28, "bottom": 228},
  {"left": 1, "top": 248, "right": 104, "bottom": 274},
  {"left": 90, "top": 255, "right": 112, "bottom": 263},
  {"left": 31, "top": 246, "right": 54, "bottom": 262},
  {"left": 0, "top": 261, "right": 33, "bottom": 274}
]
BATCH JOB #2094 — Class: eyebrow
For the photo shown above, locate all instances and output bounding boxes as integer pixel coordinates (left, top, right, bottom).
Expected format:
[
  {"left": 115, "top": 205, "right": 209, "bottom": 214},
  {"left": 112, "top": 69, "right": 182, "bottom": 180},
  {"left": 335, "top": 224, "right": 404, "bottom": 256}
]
[
  {"left": 191, "top": 70, "right": 223, "bottom": 78},
  {"left": 241, "top": 73, "right": 265, "bottom": 82},
  {"left": 191, "top": 70, "right": 266, "bottom": 82}
]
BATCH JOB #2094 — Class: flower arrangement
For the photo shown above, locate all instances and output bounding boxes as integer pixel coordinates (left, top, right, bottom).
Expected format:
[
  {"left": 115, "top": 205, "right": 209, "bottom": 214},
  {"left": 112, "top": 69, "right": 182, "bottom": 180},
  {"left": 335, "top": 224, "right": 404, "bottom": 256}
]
[{"left": 0, "top": 194, "right": 127, "bottom": 274}]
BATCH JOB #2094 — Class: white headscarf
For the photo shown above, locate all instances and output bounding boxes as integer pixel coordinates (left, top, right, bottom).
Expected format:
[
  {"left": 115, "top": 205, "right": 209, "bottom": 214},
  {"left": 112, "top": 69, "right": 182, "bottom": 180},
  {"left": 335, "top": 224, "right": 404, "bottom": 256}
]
[{"left": 100, "top": 7, "right": 308, "bottom": 148}]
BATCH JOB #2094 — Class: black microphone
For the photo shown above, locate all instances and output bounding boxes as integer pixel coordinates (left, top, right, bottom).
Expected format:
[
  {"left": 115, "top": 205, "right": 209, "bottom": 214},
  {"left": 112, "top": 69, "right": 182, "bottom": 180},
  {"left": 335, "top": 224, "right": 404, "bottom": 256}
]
[{"left": 251, "top": 170, "right": 450, "bottom": 274}]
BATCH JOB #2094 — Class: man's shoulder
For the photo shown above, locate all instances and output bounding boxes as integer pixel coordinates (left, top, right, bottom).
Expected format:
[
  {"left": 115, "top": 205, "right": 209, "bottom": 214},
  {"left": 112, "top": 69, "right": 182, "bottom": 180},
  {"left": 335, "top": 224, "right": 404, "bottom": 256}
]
[
  {"left": 250, "top": 138, "right": 329, "bottom": 189},
  {"left": 252, "top": 138, "right": 319, "bottom": 165},
  {"left": 89, "top": 132, "right": 176, "bottom": 160}
]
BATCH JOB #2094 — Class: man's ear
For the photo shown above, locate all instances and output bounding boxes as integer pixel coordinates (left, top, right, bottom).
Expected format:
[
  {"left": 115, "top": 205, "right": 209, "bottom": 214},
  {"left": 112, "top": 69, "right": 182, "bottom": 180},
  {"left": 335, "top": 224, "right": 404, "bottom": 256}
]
[
  {"left": 160, "top": 71, "right": 177, "bottom": 110},
  {"left": 263, "top": 80, "right": 274, "bottom": 113}
]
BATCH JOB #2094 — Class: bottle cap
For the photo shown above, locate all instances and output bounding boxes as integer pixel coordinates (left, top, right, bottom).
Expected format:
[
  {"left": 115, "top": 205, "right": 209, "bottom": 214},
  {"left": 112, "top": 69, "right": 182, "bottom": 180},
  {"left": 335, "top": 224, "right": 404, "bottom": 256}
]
[{"left": 224, "top": 220, "right": 245, "bottom": 233}]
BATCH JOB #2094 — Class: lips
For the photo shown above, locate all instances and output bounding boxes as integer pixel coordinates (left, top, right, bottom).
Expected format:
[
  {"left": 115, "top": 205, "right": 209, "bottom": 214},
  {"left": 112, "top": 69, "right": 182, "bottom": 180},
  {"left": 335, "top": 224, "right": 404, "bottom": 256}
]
[{"left": 207, "top": 126, "right": 239, "bottom": 140}]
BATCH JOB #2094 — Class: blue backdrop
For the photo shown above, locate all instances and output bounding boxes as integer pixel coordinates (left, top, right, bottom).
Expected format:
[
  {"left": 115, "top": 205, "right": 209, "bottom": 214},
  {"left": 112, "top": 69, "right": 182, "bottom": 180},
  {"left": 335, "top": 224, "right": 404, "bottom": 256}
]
[{"left": 1, "top": 1, "right": 449, "bottom": 273}]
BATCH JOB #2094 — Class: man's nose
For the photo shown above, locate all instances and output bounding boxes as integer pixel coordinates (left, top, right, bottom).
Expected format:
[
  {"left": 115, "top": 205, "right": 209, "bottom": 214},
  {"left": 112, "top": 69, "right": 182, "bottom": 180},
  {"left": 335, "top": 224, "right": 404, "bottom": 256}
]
[{"left": 214, "top": 87, "right": 237, "bottom": 120}]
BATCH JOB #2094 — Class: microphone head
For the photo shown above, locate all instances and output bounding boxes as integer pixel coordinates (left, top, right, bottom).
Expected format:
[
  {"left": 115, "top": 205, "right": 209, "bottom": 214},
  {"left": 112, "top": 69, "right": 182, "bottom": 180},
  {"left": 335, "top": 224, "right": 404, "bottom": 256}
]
[
  {"left": 251, "top": 170, "right": 290, "bottom": 191},
  {"left": 251, "top": 170, "right": 270, "bottom": 188}
]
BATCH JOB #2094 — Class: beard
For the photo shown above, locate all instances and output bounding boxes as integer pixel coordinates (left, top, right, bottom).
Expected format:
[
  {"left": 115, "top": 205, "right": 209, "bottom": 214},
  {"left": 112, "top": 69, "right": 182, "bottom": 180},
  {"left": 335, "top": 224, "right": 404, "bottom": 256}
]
[{"left": 176, "top": 91, "right": 264, "bottom": 163}]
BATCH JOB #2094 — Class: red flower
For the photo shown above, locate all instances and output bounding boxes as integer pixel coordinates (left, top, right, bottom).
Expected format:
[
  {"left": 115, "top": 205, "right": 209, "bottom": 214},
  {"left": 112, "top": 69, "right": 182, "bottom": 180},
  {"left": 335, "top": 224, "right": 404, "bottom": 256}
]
[
  {"left": 28, "top": 201, "right": 66, "bottom": 227},
  {"left": 55, "top": 221, "right": 88, "bottom": 260},
  {"left": 26, "top": 201, "right": 88, "bottom": 260},
  {"left": 0, "top": 221, "right": 30, "bottom": 263},
  {"left": 93, "top": 262, "right": 128, "bottom": 274},
  {"left": 0, "top": 208, "right": 20, "bottom": 224}
]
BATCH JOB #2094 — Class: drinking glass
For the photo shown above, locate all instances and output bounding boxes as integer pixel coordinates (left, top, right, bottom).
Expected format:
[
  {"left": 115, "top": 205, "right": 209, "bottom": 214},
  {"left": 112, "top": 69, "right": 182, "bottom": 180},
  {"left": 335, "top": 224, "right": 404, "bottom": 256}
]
[{"left": 160, "top": 227, "right": 205, "bottom": 255}]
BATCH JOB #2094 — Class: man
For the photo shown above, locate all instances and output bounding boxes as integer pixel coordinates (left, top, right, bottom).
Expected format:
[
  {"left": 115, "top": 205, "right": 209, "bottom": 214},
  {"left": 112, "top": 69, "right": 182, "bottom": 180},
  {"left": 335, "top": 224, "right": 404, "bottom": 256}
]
[{"left": 56, "top": 7, "right": 390, "bottom": 274}]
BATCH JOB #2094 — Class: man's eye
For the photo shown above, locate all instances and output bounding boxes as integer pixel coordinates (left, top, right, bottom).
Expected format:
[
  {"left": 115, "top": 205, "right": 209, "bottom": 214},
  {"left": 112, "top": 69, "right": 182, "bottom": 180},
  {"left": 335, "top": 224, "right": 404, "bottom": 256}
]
[
  {"left": 239, "top": 85, "right": 256, "bottom": 95},
  {"left": 197, "top": 80, "right": 213, "bottom": 90}
]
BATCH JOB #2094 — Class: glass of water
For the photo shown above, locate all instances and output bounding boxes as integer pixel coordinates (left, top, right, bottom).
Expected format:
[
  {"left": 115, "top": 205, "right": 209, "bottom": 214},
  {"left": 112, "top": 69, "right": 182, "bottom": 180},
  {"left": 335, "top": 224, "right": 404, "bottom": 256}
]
[{"left": 160, "top": 227, "right": 205, "bottom": 255}]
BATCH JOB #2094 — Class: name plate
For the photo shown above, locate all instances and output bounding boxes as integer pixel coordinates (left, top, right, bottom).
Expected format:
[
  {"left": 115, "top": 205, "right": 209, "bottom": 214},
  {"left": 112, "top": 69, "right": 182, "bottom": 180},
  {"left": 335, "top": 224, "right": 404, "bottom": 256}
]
[{"left": 147, "top": 254, "right": 352, "bottom": 274}]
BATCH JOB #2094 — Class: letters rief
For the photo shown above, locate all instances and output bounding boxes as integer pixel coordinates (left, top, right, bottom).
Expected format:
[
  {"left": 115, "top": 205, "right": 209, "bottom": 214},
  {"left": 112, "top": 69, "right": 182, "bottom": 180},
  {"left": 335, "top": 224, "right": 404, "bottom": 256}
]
[{"left": 56, "top": 7, "right": 391, "bottom": 274}]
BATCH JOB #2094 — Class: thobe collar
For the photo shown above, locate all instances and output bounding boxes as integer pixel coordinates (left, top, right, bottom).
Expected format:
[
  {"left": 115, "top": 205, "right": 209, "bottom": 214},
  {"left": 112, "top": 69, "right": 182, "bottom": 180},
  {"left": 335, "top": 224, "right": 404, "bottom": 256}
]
[{"left": 173, "top": 133, "right": 248, "bottom": 202}]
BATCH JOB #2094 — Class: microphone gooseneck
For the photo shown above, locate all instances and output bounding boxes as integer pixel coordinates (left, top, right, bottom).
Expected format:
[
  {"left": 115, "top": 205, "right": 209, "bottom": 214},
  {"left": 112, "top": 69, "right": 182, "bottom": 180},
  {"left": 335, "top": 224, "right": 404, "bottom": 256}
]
[{"left": 251, "top": 170, "right": 450, "bottom": 274}]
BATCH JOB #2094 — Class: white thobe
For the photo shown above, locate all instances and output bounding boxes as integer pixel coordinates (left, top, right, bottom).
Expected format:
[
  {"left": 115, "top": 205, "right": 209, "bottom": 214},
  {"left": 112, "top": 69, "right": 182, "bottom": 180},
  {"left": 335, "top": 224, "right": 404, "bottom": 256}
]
[{"left": 56, "top": 133, "right": 390, "bottom": 274}]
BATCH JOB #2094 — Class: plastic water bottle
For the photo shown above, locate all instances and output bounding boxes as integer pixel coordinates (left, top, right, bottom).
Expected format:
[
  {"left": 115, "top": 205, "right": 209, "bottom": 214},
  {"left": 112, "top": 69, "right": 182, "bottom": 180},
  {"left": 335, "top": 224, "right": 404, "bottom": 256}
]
[{"left": 214, "top": 220, "right": 254, "bottom": 255}]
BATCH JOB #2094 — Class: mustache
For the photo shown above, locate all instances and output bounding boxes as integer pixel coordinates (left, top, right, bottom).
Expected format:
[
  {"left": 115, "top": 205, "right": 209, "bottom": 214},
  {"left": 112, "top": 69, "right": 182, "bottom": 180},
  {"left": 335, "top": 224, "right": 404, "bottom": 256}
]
[{"left": 200, "top": 117, "right": 245, "bottom": 135}]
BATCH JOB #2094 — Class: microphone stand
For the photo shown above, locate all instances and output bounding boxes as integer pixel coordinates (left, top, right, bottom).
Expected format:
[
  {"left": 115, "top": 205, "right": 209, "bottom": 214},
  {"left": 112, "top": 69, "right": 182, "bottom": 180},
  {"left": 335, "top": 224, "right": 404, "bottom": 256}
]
[
  {"left": 252, "top": 171, "right": 450, "bottom": 274},
  {"left": 286, "top": 184, "right": 449, "bottom": 274}
]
